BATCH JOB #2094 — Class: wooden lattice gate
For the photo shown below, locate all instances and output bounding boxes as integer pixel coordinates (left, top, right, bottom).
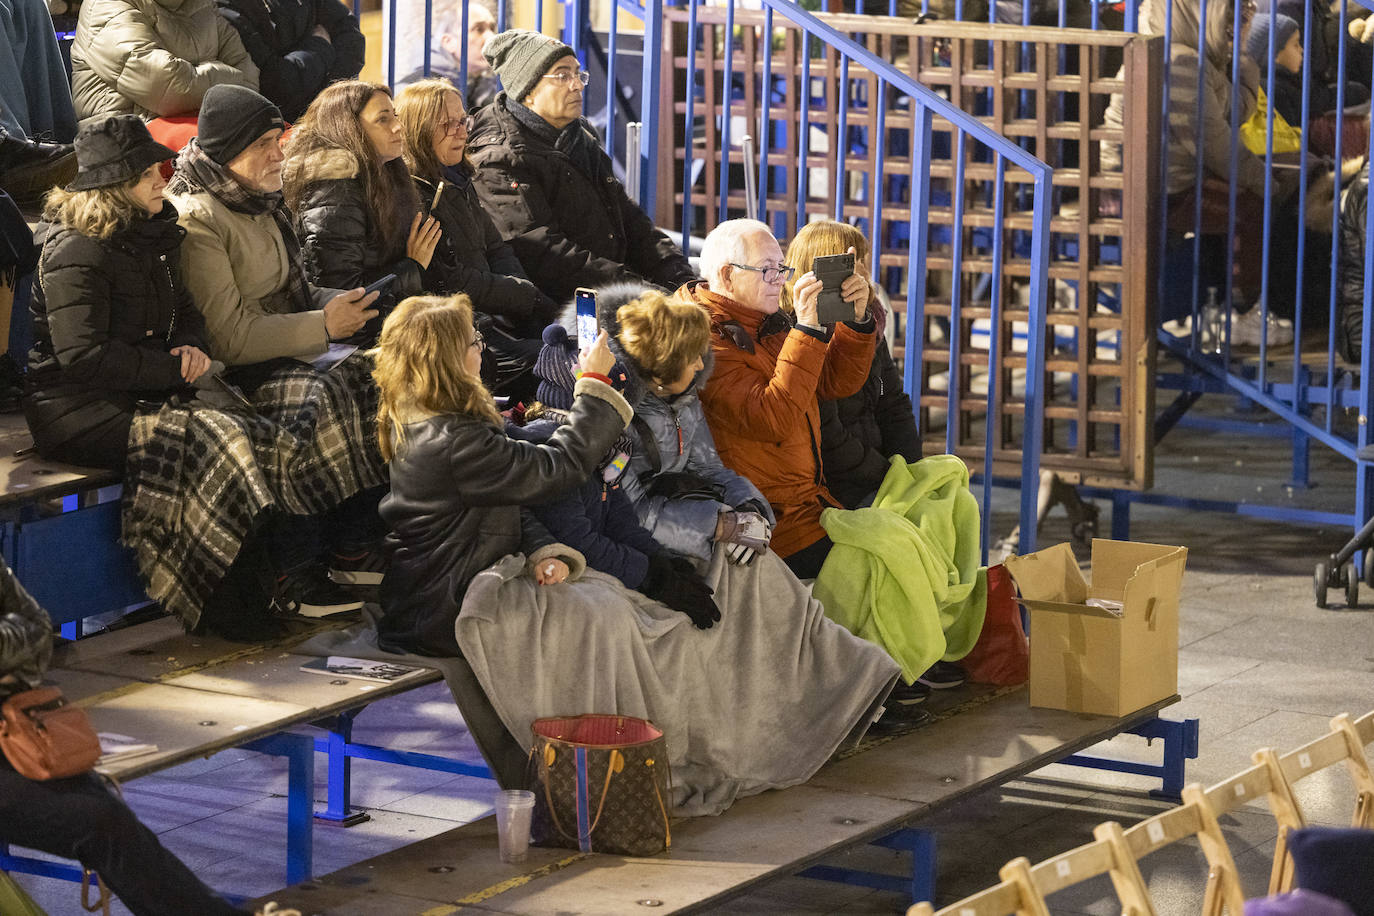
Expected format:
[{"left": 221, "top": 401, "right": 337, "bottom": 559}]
[{"left": 654, "top": 10, "right": 1162, "bottom": 490}]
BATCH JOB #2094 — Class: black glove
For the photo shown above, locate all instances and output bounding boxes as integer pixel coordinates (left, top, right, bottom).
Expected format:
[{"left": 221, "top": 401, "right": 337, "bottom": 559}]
[{"left": 639, "top": 552, "right": 721, "bottom": 629}]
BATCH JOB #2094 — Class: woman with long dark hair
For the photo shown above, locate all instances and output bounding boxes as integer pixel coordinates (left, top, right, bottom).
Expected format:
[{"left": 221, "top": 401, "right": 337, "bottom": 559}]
[{"left": 282, "top": 80, "right": 442, "bottom": 334}]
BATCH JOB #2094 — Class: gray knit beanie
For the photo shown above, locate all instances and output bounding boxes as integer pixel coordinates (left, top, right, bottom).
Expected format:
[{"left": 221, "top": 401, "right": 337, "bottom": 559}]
[
  {"left": 1247, "top": 14, "right": 1301, "bottom": 72},
  {"left": 484, "top": 29, "right": 576, "bottom": 103}
]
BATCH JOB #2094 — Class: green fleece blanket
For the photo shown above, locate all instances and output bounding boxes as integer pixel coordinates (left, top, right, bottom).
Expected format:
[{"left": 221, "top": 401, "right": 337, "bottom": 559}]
[{"left": 814, "top": 453, "right": 987, "bottom": 684}]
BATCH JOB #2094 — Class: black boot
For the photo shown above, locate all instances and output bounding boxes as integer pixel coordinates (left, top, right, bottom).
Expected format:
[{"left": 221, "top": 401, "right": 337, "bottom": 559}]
[{"left": 0, "top": 131, "right": 78, "bottom": 215}]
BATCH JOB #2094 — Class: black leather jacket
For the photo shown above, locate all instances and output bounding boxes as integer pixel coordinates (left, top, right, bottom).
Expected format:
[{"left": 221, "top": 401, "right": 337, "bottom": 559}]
[
  {"left": 377, "top": 378, "right": 632, "bottom": 656},
  {"left": 0, "top": 559, "right": 52, "bottom": 701},
  {"left": 465, "top": 93, "right": 696, "bottom": 303}
]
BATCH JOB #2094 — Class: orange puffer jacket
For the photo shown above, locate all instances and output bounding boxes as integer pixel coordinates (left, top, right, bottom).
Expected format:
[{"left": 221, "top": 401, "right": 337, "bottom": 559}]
[{"left": 680, "top": 281, "right": 876, "bottom": 558}]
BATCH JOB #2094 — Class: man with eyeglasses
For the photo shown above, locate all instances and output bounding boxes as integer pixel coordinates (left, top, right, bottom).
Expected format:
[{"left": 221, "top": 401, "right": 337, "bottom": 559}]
[
  {"left": 678, "top": 219, "right": 876, "bottom": 579},
  {"left": 466, "top": 29, "right": 696, "bottom": 304}
]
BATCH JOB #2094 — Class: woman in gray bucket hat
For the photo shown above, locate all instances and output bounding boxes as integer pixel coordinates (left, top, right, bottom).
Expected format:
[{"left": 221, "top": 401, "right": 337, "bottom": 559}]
[{"left": 24, "top": 113, "right": 215, "bottom": 470}]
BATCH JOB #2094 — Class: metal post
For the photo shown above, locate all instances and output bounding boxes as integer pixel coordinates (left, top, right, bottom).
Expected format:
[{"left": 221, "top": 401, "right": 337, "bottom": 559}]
[
  {"left": 640, "top": 0, "right": 664, "bottom": 215},
  {"left": 742, "top": 135, "right": 759, "bottom": 220},
  {"left": 315, "top": 711, "right": 370, "bottom": 827},
  {"left": 626, "top": 122, "right": 642, "bottom": 206}
]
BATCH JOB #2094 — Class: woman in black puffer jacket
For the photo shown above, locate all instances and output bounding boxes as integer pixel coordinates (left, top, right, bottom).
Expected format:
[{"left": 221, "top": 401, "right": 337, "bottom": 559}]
[
  {"left": 783, "top": 220, "right": 922, "bottom": 510},
  {"left": 26, "top": 116, "right": 214, "bottom": 470},
  {"left": 283, "top": 80, "right": 442, "bottom": 337},
  {"left": 395, "top": 79, "right": 558, "bottom": 401}
]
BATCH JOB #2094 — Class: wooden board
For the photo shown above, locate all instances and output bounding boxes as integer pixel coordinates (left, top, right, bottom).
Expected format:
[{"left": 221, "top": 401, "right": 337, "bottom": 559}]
[
  {"left": 50, "top": 676, "right": 313, "bottom": 781},
  {"left": 0, "top": 412, "right": 118, "bottom": 505},
  {"left": 164, "top": 650, "right": 441, "bottom": 714},
  {"left": 252, "top": 690, "right": 1179, "bottom": 915}
]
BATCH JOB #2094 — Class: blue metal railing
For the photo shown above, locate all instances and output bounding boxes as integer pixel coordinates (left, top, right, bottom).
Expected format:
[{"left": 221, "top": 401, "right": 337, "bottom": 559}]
[{"left": 675, "top": 0, "right": 1055, "bottom": 555}]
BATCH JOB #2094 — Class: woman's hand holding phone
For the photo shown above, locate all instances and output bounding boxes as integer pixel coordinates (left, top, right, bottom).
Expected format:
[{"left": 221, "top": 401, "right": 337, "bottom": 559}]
[
  {"left": 839, "top": 246, "right": 873, "bottom": 321},
  {"left": 579, "top": 330, "right": 614, "bottom": 377},
  {"left": 406, "top": 212, "right": 443, "bottom": 269}
]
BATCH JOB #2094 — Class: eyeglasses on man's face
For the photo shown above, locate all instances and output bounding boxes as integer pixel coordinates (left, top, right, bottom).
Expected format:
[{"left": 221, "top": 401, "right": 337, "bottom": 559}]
[
  {"left": 542, "top": 69, "right": 591, "bottom": 87},
  {"left": 440, "top": 115, "right": 475, "bottom": 138},
  {"left": 729, "top": 262, "right": 795, "bottom": 284}
]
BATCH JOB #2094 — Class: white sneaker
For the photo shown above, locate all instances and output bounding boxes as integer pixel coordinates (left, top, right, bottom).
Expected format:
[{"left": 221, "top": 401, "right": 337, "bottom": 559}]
[
  {"left": 1230, "top": 306, "right": 1294, "bottom": 347},
  {"left": 257, "top": 903, "right": 302, "bottom": 916}
]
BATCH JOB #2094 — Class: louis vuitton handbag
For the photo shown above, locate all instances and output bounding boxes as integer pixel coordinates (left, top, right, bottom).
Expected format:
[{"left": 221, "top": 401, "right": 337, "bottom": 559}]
[
  {"left": 0, "top": 686, "right": 102, "bottom": 781},
  {"left": 527, "top": 714, "right": 672, "bottom": 856}
]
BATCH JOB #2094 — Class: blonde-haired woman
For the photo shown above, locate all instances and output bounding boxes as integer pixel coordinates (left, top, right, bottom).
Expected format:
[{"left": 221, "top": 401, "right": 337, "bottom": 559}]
[
  {"left": 26, "top": 115, "right": 212, "bottom": 469},
  {"left": 533, "top": 283, "right": 774, "bottom": 564},
  {"left": 395, "top": 79, "right": 556, "bottom": 401},
  {"left": 371, "top": 293, "right": 632, "bottom": 656},
  {"left": 782, "top": 220, "right": 921, "bottom": 511}
]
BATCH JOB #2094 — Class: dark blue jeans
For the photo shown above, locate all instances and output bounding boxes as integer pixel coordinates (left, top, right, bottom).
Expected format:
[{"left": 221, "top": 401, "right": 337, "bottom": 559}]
[{"left": 0, "top": 754, "right": 245, "bottom": 915}]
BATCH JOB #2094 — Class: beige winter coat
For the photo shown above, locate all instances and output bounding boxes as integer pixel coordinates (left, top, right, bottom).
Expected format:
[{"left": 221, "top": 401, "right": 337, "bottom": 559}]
[
  {"left": 71, "top": 0, "right": 258, "bottom": 125},
  {"left": 170, "top": 187, "right": 339, "bottom": 367}
]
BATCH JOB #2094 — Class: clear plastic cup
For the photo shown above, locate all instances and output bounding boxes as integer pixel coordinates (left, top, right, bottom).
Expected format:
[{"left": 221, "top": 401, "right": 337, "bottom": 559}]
[{"left": 493, "top": 789, "right": 536, "bottom": 864}]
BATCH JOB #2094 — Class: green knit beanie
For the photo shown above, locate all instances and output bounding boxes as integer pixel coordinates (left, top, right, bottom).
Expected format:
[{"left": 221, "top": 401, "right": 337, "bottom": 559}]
[{"left": 484, "top": 29, "right": 576, "bottom": 103}]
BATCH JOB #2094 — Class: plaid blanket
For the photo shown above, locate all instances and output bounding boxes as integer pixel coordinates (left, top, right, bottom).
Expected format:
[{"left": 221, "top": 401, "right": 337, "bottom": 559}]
[{"left": 122, "top": 354, "right": 386, "bottom": 629}]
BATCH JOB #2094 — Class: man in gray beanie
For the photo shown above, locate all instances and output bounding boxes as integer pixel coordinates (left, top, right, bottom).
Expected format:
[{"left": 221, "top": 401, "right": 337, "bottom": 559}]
[{"left": 465, "top": 29, "right": 696, "bottom": 303}]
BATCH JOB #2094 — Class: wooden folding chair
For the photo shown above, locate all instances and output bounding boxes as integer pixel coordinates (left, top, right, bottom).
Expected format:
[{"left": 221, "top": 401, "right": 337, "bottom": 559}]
[
  {"left": 1254, "top": 711, "right": 1374, "bottom": 894},
  {"left": 906, "top": 863, "right": 1048, "bottom": 916},
  {"left": 1121, "top": 795, "right": 1247, "bottom": 916},
  {"left": 1022, "top": 823, "right": 1156, "bottom": 916}
]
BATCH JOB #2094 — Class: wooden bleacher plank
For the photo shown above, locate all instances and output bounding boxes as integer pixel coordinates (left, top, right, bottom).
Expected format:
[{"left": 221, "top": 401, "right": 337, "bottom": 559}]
[
  {"left": 254, "top": 690, "right": 1182, "bottom": 914},
  {"left": 55, "top": 676, "right": 312, "bottom": 781},
  {"left": 811, "top": 691, "right": 1177, "bottom": 805},
  {"left": 0, "top": 413, "right": 118, "bottom": 507},
  {"left": 163, "top": 650, "right": 441, "bottom": 713}
]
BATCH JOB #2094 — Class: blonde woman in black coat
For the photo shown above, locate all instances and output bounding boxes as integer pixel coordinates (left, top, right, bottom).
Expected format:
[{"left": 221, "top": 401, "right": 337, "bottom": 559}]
[{"left": 25, "top": 115, "right": 213, "bottom": 470}]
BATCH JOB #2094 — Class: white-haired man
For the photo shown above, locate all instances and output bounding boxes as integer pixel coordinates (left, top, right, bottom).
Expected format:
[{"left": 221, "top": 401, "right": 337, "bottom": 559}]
[{"left": 676, "top": 218, "right": 876, "bottom": 579}]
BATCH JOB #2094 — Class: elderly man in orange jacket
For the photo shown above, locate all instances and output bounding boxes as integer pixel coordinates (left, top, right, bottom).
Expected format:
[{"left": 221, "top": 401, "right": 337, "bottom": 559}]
[{"left": 675, "top": 218, "right": 876, "bottom": 579}]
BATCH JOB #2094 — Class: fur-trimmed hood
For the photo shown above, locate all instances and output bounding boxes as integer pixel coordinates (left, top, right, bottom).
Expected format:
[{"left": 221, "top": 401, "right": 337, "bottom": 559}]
[
  {"left": 547, "top": 281, "right": 716, "bottom": 411},
  {"left": 283, "top": 146, "right": 361, "bottom": 190}
]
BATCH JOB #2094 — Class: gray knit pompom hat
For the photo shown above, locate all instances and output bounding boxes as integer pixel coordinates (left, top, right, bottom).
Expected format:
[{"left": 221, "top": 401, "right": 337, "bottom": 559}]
[{"left": 484, "top": 29, "right": 576, "bottom": 103}]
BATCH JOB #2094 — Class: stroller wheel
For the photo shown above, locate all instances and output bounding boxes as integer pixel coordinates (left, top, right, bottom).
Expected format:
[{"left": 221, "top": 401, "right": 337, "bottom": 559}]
[
  {"left": 1364, "top": 549, "right": 1374, "bottom": 588},
  {"left": 1315, "top": 560, "right": 1331, "bottom": 608},
  {"left": 1345, "top": 561, "right": 1360, "bottom": 608}
]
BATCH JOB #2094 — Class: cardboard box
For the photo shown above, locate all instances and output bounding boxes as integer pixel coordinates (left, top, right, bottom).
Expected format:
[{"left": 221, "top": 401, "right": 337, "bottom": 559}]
[{"left": 1003, "top": 539, "right": 1187, "bottom": 717}]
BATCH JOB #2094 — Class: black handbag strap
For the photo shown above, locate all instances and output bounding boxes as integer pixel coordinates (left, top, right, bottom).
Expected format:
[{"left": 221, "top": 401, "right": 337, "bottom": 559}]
[{"left": 631, "top": 415, "right": 662, "bottom": 476}]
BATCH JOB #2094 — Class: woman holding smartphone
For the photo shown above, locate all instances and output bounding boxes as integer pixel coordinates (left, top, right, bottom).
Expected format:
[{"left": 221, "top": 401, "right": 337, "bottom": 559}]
[
  {"left": 395, "top": 79, "right": 557, "bottom": 401},
  {"left": 283, "top": 80, "right": 443, "bottom": 338}
]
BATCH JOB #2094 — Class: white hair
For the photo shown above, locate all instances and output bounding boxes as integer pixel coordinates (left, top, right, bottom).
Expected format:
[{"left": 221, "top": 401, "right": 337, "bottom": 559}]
[{"left": 699, "top": 218, "right": 774, "bottom": 290}]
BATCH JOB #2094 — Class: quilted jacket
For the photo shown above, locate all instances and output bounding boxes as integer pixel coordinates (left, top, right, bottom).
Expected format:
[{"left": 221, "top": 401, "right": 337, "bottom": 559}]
[
  {"left": 415, "top": 166, "right": 556, "bottom": 336},
  {"left": 290, "top": 148, "right": 425, "bottom": 314},
  {"left": 818, "top": 336, "right": 922, "bottom": 510},
  {"left": 216, "top": 0, "right": 364, "bottom": 122},
  {"left": 0, "top": 558, "right": 51, "bottom": 701},
  {"left": 465, "top": 93, "right": 696, "bottom": 303},
  {"left": 378, "top": 377, "right": 632, "bottom": 656},
  {"left": 171, "top": 184, "right": 339, "bottom": 366},
  {"left": 25, "top": 202, "right": 208, "bottom": 468},
  {"left": 681, "top": 281, "right": 876, "bottom": 558},
  {"left": 71, "top": 0, "right": 258, "bottom": 125}
]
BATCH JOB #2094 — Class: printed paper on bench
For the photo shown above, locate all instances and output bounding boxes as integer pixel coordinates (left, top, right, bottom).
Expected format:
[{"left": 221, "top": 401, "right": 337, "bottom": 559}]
[
  {"left": 299, "top": 656, "right": 425, "bottom": 683},
  {"left": 97, "top": 733, "right": 158, "bottom": 764}
]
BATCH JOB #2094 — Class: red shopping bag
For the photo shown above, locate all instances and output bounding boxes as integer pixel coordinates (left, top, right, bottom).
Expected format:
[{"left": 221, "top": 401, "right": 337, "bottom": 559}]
[{"left": 961, "top": 564, "right": 1028, "bottom": 686}]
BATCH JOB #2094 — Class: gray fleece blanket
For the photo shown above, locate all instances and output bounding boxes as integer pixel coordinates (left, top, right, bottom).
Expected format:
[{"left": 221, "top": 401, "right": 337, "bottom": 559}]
[{"left": 456, "top": 547, "right": 900, "bottom": 817}]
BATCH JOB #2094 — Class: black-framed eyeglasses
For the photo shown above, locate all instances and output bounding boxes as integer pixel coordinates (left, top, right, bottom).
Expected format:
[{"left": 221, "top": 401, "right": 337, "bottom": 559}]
[
  {"left": 728, "top": 262, "right": 795, "bottom": 284},
  {"left": 440, "top": 115, "right": 475, "bottom": 138},
  {"left": 542, "top": 69, "right": 591, "bottom": 87},
  {"left": 470, "top": 330, "right": 485, "bottom": 352}
]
